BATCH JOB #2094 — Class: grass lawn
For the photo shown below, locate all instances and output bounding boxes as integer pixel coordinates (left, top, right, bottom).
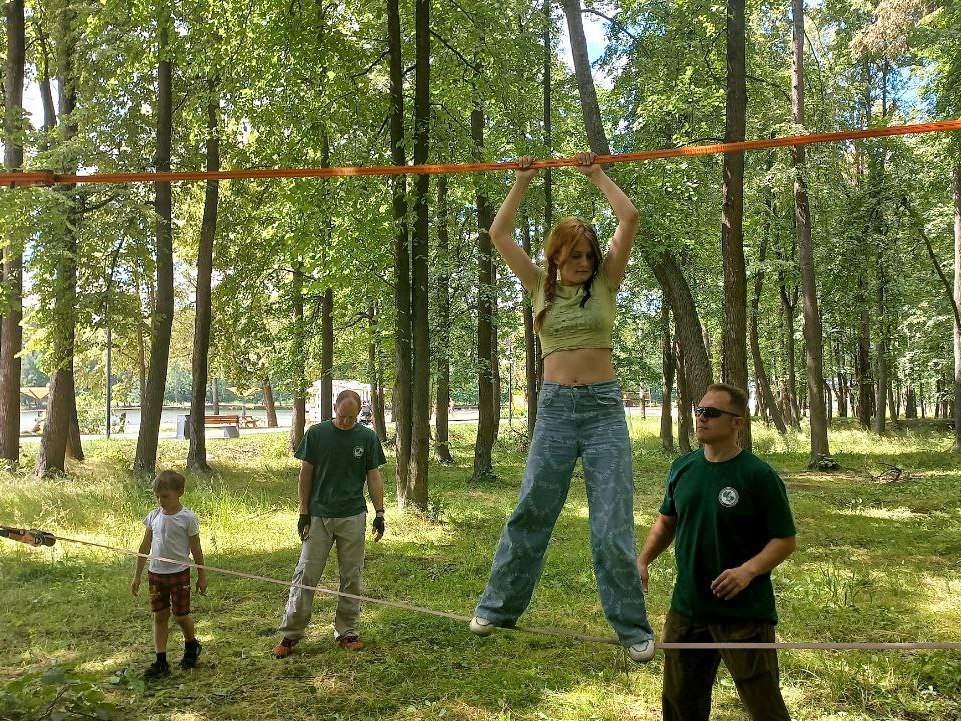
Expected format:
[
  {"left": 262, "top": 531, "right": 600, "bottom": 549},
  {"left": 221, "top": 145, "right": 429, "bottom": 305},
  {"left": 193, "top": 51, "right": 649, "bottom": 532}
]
[{"left": 1, "top": 418, "right": 960, "bottom": 720}]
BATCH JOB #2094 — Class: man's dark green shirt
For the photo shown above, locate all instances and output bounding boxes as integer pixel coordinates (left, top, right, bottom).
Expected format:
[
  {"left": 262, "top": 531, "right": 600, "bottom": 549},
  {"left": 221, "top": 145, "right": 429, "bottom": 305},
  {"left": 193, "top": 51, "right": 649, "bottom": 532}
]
[
  {"left": 659, "top": 448, "right": 796, "bottom": 624},
  {"left": 295, "top": 421, "right": 386, "bottom": 519}
]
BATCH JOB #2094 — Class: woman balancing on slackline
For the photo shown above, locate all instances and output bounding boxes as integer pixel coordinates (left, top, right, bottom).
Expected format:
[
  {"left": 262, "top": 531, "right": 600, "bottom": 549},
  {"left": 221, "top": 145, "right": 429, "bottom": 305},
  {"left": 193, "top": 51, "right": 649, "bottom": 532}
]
[{"left": 470, "top": 153, "right": 655, "bottom": 662}]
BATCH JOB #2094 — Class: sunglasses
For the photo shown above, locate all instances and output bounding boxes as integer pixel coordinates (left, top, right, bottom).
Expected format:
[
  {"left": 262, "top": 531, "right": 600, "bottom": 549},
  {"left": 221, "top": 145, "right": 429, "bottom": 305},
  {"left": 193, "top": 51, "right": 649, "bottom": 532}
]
[{"left": 694, "top": 406, "right": 742, "bottom": 419}]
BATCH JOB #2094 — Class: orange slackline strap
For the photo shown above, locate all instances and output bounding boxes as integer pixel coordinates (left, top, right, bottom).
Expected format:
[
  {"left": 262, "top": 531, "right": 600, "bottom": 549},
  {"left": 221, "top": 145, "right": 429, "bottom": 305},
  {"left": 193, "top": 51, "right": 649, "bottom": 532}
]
[
  {"left": 8, "top": 528, "right": 961, "bottom": 652},
  {"left": 2, "top": 118, "right": 960, "bottom": 189}
]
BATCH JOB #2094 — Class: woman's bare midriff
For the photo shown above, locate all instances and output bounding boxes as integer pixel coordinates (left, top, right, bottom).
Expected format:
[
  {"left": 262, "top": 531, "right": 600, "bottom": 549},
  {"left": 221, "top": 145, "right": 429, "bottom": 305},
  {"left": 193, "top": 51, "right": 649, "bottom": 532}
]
[{"left": 542, "top": 348, "right": 616, "bottom": 386}]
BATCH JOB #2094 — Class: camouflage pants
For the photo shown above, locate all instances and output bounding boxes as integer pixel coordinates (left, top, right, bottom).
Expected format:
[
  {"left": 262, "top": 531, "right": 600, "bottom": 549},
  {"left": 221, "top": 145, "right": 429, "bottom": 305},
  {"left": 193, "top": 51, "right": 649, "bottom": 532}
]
[{"left": 475, "top": 380, "right": 653, "bottom": 645}]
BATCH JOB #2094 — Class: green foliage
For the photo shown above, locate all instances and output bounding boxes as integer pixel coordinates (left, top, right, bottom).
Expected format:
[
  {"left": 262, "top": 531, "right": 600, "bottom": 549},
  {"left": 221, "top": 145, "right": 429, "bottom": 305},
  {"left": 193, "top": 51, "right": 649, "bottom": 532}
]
[{"left": 0, "top": 665, "right": 125, "bottom": 721}]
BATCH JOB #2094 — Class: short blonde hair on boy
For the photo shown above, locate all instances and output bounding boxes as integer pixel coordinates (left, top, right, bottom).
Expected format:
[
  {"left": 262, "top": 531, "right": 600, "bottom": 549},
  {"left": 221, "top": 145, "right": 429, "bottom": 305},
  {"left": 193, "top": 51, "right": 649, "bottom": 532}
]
[{"left": 153, "top": 470, "right": 186, "bottom": 494}]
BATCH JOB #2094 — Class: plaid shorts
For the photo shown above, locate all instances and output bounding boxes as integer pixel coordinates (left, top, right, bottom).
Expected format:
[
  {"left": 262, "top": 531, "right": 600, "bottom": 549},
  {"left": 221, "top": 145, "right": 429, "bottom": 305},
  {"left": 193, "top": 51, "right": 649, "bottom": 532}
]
[{"left": 148, "top": 569, "right": 191, "bottom": 616}]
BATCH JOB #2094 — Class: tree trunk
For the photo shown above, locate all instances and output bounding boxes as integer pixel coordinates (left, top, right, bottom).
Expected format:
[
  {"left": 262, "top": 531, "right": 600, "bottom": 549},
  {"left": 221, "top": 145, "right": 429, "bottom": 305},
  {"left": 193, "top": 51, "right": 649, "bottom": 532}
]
[
  {"left": 288, "top": 263, "right": 307, "bottom": 452},
  {"left": 562, "top": 0, "right": 711, "bottom": 403},
  {"left": 0, "top": 0, "right": 26, "bottom": 463},
  {"left": 953, "top": 163, "right": 961, "bottom": 450},
  {"left": 472, "top": 102, "right": 497, "bottom": 481},
  {"left": 435, "top": 177, "right": 454, "bottom": 463},
  {"left": 522, "top": 216, "right": 538, "bottom": 439},
  {"left": 367, "top": 303, "right": 388, "bottom": 442},
  {"left": 675, "top": 336, "right": 692, "bottom": 454},
  {"left": 405, "top": 0, "right": 431, "bottom": 509},
  {"left": 660, "top": 302, "right": 674, "bottom": 452},
  {"left": 320, "top": 287, "right": 333, "bottom": 421},
  {"left": 211, "top": 377, "right": 220, "bottom": 414},
  {"left": 539, "top": 0, "right": 551, "bottom": 396},
  {"left": 792, "top": 0, "right": 830, "bottom": 465},
  {"left": 721, "top": 0, "right": 750, "bottom": 449},
  {"left": 262, "top": 377, "right": 278, "bottom": 427},
  {"left": 187, "top": 87, "right": 219, "bottom": 472},
  {"left": 779, "top": 283, "right": 800, "bottom": 428},
  {"left": 387, "top": 0, "right": 412, "bottom": 501},
  {"left": 751, "top": 181, "right": 788, "bottom": 434},
  {"left": 654, "top": 255, "right": 712, "bottom": 405},
  {"left": 134, "top": 14, "right": 175, "bottom": 476},
  {"left": 873, "top": 286, "right": 888, "bottom": 435},
  {"left": 560, "top": 0, "right": 607, "bottom": 154},
  {"left": 37, "top": 2, "right": 81, "bottom": 476}
]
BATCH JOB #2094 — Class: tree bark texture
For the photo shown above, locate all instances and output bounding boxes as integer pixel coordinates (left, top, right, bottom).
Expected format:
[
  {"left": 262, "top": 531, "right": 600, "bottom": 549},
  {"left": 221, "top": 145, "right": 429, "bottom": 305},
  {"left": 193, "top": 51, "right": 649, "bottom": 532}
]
[
  {"left": 472, "top": 103, "right": 497, "bottom": 481},
  {"left": 522, "top": 216, "right": 538, "bottom": 439},
  {"left": 288, "top": 264, "right": 307, "bottom": 453},
  {"left": 435, "top": 177, "right": 454, "bottom": 463},
  {"left": 37, "top": 2, "right": 82, "bottom": 475},
  {"left": 406, "top": 0, "right": 431, "bottom": 508},
  {"left": 262, "top": 377, "right": 278, "bottom": 427},
  {"left": 387, "top": 0, "right": 412, "bottom": 500},
  {"left": 660, "top": 302, "right": 674, "bottom": 451},
  {"left": 953, "top": 163, "right": 961, "bottom": 450},
  {"left": 0, "top": 0, "right": 26, "bottom": 462},
  {"left": 187, "top": 88, "right": 219, "bottom": 472},
  {"left": 721, "top": 0, "right": 750, "bottom": 449},
  {"left": 134, "top": 15, "right": 175, "bottom": 475},
  {"left": 792, "top": 0, "right": 830, "bottom": 463},
  {"left": 320, "top": 287, "right": 333, "bottom": 421}
]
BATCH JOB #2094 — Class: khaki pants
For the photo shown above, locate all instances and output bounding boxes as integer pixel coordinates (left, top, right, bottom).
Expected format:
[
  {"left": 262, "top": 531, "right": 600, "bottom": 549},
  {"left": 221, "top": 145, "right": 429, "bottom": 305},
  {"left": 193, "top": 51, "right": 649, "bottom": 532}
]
[
  {"left": 662, "top": 610, "right": 791, "bottom": 721},
  {"left": 279, "top": 512, "right": 366, "bottom": 640}
]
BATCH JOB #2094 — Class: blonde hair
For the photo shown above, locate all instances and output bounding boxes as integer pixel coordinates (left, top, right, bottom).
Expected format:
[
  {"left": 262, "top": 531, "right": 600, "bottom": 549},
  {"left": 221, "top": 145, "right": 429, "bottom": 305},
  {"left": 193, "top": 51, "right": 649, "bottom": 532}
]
[
  {"left": 534, "top": 217, "right": 603, "bottom": 333},
  {"left": 153, "top": 470, "right": 186, "bottom": 494}
]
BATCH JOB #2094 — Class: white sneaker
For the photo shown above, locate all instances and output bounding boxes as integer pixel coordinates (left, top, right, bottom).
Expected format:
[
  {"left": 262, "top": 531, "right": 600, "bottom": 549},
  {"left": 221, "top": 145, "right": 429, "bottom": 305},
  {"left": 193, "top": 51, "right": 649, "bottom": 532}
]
[
  {"left": 627, "top": 639, "right": 655, "bottom": 663},
  {"left": 469, "top": 616, "right": 496, "bottom": 637}
]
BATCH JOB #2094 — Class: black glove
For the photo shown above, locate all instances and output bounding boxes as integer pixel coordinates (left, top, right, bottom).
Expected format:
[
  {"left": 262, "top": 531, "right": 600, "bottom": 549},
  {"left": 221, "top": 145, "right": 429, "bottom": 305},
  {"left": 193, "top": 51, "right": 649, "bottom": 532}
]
[
  {"left": 371, "top": 514, "right": 386, "bottom": 539},
  {"left": 297, "top": 514, "right": 311, "bottom": 541}
]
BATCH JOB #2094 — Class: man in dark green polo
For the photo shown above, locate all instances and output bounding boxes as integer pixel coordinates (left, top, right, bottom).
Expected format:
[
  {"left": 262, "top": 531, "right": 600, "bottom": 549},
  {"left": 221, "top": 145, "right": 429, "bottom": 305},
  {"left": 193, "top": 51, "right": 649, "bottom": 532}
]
[
  {"left": 273, "top": 389, "right": 387, "bottom": 657},
  {"left": 639, "top": 383, "right": 796, "bottom": 720}
]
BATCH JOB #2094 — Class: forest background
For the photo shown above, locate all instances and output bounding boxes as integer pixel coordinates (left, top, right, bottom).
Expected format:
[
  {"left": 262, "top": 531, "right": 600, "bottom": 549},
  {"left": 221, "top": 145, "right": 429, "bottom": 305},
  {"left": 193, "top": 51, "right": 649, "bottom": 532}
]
[{"left": 1, "top": 0, "right": 960, "bottom": 507}]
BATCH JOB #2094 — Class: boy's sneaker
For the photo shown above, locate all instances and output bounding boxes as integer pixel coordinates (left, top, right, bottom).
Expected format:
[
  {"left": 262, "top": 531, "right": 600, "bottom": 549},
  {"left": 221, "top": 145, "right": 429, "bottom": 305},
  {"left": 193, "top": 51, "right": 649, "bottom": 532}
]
[
  {"left": 143, "top": 659, "right": 170, "bottom": 680},
  {"left": 179, "top": 640, "right": 202, "bottom": 669},
  {"left": 469, "top": 616, "right": 496, "bottom": 637},
  {"left": 627, "top": 639, "right": 656, "bottom": 663},
  {"left": 336, "top": 634, "right": 365, "bottom": 651},
  {"left": 272, "top": 637, "right": 298, "bottom": 659}
]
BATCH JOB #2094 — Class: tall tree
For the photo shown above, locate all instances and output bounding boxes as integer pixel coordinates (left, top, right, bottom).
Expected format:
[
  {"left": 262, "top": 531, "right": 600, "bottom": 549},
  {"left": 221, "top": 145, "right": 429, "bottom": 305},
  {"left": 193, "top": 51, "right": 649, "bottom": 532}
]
[
  {"left": 134, "top": 9, "right": 175, "bottom": 475},
  {"left": 720, "top": 0, "right": 750, "bottom": 447},
  {"left": 288, "top": 262, "right": 307, "bottom": 452},
  {"left": 0, "top": 0, "right": 26, "bottom": 463},
  {"left": 560, "top": 0, "right": 711, "bottom": 406},
  {"left": 435, "top": 176, "right": 454, "bottom": 463},
  {"left": 406, "top": 0, "right": 431, "bottom": 508},
  {"left": 660, "top": 302, "right": 674, "bottom": 451},
  {"left": 36, "top": 0, "right": 82, "bottom": 475},
  {"left": 471, "top": 100, "right": 497, "bottom": 481},
  {"left": 186, "top": 83, "right": 220, "bottom": 472},
  {"left": 387, "top": 0, "right": 412, "bottom": 500},
  {"left": 954, "top": 163, "right": 961, "bottom": 450},
  {"left": 792, "top": 0, "right": 831, "bottom": 465}
]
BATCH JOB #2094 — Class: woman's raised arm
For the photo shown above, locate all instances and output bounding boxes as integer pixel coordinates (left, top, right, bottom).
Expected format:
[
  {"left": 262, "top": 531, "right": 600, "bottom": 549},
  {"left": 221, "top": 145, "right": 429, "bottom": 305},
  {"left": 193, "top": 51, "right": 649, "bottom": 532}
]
[{"left": 488, "top": 157, "right": 542, "bottom": 292}]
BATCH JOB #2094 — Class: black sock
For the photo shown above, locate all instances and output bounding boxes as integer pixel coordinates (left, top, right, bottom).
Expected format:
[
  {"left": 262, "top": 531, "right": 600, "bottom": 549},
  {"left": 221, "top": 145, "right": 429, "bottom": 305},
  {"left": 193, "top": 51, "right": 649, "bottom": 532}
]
[
  {"left": 156, "top": 652, "right": 167, "bottom": 665},
  {"left": 185, "top": 639, "right": 200, "bottom": 654}
]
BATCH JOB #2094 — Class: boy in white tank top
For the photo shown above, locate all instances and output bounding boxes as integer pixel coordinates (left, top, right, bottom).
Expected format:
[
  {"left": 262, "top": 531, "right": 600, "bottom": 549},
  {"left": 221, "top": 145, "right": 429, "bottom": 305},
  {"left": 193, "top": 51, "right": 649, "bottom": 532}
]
[{"left": 131, "top": 470, "right": 207, "bottom": 679}]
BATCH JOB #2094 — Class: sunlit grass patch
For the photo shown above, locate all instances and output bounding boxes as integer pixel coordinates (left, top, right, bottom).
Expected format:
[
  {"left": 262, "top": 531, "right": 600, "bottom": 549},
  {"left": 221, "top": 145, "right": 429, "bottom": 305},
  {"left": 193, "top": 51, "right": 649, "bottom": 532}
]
[{"left": 1, "top": 420, "right": 960, "bottom": 720}]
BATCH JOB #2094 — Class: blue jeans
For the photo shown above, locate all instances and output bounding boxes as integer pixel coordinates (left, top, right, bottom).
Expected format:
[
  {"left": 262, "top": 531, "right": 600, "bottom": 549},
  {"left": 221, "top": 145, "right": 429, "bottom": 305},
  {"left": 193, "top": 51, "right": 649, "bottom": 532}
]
[{"left": 474, "top": 380, "right": 653, "bottom": 645}]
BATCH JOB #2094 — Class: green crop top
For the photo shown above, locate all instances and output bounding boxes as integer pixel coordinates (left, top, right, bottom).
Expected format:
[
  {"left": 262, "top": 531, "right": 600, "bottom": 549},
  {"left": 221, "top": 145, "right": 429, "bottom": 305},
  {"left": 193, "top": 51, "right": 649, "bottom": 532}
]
[{"left": 530, "top": 266, "right": 617, "bottom": 356}]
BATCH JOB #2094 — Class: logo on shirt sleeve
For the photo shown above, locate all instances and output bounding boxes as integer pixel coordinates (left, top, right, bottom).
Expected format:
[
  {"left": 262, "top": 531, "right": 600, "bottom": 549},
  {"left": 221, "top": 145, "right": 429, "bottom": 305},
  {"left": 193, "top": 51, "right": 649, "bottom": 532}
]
[
  {"left": 353, "top": 446, "right": 364, "bottom": 458},
  {"left": 718, "top": 487, "right": 740, "bottom": 507}
]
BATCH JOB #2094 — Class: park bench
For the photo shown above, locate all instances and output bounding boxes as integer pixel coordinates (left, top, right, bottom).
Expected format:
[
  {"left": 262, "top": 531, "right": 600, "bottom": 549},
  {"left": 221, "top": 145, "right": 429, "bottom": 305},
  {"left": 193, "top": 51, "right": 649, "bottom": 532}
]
[{"left": 204, "top": 414, "right": 240, "bottom": 436}]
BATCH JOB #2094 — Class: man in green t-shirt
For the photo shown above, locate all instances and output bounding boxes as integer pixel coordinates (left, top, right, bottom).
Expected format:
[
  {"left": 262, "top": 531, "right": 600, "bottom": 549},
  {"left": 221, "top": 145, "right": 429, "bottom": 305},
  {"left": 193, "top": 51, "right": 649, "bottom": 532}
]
[
  {"left": 273, "top": 389, "right": 387, "bottom": 658},
  {"left": 638, "top": 383, "right": 796, "bottom": 721}
]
